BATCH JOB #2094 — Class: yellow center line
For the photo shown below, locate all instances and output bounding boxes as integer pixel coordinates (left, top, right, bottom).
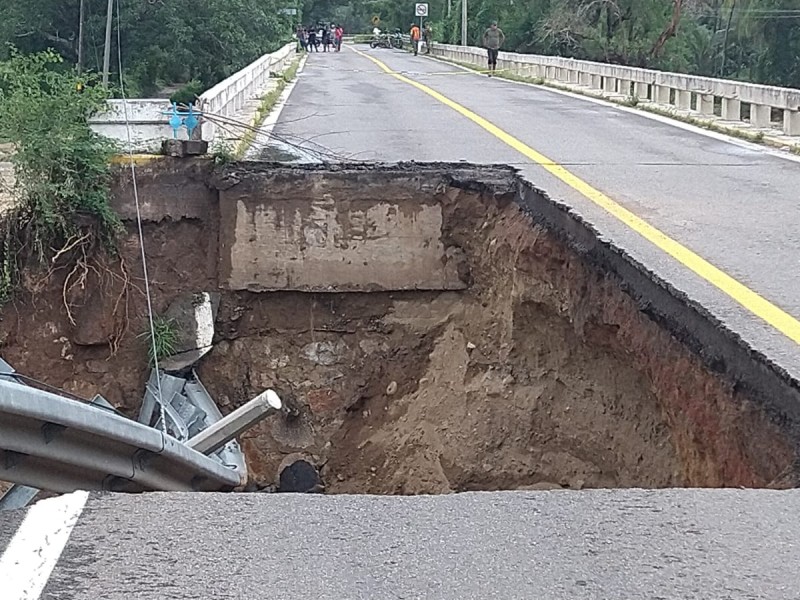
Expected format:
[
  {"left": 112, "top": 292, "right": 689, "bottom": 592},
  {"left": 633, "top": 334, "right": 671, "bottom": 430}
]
[{"left": 350, "top": 46, "right": 800, "bottom": 346}]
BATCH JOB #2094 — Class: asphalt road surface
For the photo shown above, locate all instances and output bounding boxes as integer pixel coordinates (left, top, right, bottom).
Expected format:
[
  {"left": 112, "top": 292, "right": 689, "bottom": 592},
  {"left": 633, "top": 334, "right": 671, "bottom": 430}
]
[
  {"left": 0, "top": 489, "right": 798, "bottom": 599},
  {"left": 271, "top": 47, "right": 800, "bottom": 379}
]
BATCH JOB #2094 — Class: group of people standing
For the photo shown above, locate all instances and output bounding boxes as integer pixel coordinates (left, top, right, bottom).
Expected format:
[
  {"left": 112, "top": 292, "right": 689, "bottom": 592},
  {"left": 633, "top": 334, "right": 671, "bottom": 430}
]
[{"left": 298, "top": 24, "right": 344, "bottom": 53}]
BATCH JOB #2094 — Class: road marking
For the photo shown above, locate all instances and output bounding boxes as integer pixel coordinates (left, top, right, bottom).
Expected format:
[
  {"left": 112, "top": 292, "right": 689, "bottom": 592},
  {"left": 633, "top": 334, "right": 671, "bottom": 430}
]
[
  {"left": 350, "top": 46, "right": 800, "bottom": 345},
  {"left": 0, "top": 491, "right": 89, "bottom": 600},
  {"left": 424, "top": 53, "right": 800, "bottom": 167}
]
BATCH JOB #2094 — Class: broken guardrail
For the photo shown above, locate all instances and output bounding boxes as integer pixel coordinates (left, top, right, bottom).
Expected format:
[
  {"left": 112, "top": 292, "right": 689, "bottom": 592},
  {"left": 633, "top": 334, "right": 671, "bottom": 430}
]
[{"left": 0, "top": 361, "right": 281, "bottom": 510}]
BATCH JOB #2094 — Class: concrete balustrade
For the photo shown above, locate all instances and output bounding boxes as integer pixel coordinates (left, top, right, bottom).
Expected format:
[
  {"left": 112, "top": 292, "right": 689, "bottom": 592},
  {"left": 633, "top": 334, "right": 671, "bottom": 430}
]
[
  {"left": 722, "top": 98, "right": 741, "bottom": 121},
  {"left": 199, "top": 43, "right": 295, "bottom": 143},
  {"left": 431, "top": 42, "right": 800, "bottom": 136},
  {"left": 90, "top": 43, "right": 296, "bottom": 152}
]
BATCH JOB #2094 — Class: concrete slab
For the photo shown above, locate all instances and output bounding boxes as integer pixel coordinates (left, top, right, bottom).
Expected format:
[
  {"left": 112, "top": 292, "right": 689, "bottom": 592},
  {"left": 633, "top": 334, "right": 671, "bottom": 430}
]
[{"left": 218, "top": 169, "right": 468, "bottom": 292}]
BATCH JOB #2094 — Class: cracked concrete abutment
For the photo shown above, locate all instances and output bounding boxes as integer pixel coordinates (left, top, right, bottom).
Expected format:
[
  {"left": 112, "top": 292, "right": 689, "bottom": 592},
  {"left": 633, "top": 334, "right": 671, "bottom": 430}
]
[{"left": 0, "top": 160, "right": 798, "bottom": 494}]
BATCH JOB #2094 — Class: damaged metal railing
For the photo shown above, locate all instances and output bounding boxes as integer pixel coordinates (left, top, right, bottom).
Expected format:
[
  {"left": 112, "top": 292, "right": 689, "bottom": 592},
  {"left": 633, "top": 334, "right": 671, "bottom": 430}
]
[{"left": 0, "top": 360, "right": 281, "bottom": 510}]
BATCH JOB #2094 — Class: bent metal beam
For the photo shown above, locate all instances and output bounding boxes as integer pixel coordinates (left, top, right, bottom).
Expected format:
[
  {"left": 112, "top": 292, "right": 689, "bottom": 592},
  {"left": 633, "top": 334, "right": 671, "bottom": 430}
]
[{"left": 0, "top": 378, "right": 243, "bottom": 494}]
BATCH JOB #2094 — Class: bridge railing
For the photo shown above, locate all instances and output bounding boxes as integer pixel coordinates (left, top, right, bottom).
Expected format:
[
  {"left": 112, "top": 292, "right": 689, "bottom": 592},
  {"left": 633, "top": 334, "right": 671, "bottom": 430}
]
[
  {"left": 199, "top": 42, "right": 296, "bottom": 143},
  {"left": 430, "top": 43, "right": 800, "bottom": 136},
  {"left": 90, "top": 42, "right": 297, "bottom": 152}
]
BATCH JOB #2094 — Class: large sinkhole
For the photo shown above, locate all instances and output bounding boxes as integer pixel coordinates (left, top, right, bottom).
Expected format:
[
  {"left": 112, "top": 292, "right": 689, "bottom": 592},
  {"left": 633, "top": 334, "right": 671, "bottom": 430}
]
[{"left": 1, "top": 161, "right": 797, "bottom": 495}]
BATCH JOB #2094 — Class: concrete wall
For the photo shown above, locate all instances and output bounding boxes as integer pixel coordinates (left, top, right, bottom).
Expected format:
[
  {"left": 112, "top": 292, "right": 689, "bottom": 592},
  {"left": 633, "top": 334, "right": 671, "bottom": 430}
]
[
  {"left": 90, "top": 43, "right": 297, "bottom": 152},
  {"left": 217, "top": 169, "right": 468, "bottom": 292},
  {"left": 432, "top": 43, "right": 800, "bottom": 135},
  {"left": 89, "top": 99, "right": 175, "bottom": 153},
  {"left": 112, "top": 160, "right": 470, "bottom": 292}
]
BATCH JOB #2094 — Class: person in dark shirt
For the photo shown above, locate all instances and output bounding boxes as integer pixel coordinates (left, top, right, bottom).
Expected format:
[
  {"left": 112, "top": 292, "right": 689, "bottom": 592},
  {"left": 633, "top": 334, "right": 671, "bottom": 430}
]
[
  {"left": 322, "top": 25, "right": 331, "bottom": 52},
  {"left": 307, "top": 27, "right": 318, "bottom": 52},
  {"left": 482, "top": 21, "right": 506, "bottom": 77}
]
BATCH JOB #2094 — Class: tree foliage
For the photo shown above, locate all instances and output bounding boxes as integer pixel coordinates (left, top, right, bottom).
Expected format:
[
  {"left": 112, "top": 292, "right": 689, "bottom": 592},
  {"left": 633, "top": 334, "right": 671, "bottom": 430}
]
[
  {"left": 0, "top": 50, "right": 120, "bottom": 301},
  {"left": 302, "top": 0, "right": 800, "bottom": 88},
  {"left": 0, "top": 0, "right": 298, "bottom": 96}
]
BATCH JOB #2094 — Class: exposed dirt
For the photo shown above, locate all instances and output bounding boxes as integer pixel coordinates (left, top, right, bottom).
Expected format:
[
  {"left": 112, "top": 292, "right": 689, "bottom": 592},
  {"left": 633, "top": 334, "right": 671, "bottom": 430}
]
[{"left": 0, "top": 162, "right": 794, "bottom": 495}]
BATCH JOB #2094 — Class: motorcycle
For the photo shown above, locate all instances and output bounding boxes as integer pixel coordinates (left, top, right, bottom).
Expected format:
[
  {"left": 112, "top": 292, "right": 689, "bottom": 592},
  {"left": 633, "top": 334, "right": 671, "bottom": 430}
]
[
  {"left": 370, "top": 34, "right": 392, "bottom": 49},
  {"left": 390, "top": 30, "right": 404, "bottom": 49},
  {"left": 369, "top": 30, "right": 403, "bottom": 49}
]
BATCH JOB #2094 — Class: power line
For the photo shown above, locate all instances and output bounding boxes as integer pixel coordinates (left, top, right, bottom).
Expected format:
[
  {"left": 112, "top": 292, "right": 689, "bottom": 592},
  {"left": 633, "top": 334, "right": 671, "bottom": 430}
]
[{"left": 114, "top": 0, "right": 167, "bottom": 437}]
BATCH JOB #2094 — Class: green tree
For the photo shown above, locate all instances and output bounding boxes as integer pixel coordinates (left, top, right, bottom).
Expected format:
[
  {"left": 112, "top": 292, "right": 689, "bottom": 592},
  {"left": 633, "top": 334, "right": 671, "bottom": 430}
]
[
  {"left": 0, "top": 50, "right": 120, "bottom": 300},
  {"left": 0, "top": 0, "right": 297, "bottom": 97}
]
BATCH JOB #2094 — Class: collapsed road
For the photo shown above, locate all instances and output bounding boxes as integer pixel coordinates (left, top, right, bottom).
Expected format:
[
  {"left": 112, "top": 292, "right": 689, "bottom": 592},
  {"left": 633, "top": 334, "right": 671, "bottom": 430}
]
[{"left": 1, "top": 159, "right": 799, "bottom": 598}]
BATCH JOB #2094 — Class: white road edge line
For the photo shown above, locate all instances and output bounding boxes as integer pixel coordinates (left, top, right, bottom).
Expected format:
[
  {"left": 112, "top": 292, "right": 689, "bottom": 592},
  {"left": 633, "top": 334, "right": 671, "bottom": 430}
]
[
  {"left": 423, "top": 53, "right": 800, "bottom": 167},
  {"left": 245, "top": 54, "right": 309, "bottom": 160},
  {"left": 0, "top": 490, "right": 90, "bottom": 600}
]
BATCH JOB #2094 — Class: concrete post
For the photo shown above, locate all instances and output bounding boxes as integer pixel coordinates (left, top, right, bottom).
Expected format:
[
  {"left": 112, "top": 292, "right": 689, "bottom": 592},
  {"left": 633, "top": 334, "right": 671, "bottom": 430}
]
[
  {"left": 604, "top": 77, "right": 617, "bottom": 94},
  {"left": 698, "top": 94, "right": 715, "bottom": 116},
  {"left": 722, "top": 98, "right": 741, "bottom": 121},
  {"left": 676, "top": 90, "right": 692, "bottom": 110},
  {"left": 636, "top": 82, "right": 649, "bottom": 100},
  {"left": 654, "top": 85, "right": 671, "bottom": 105},
  {"left": 188, "top": 389, "right": 282, "bottom": 456},
  {"left": 619, "top": 79, "right": 633, "bottom": 97},
  {"left": 751, "top": 104, "right": 771, "bottom": 128},
  {"left": 784, "top": 109, "right": 800, "bottom": 136}
]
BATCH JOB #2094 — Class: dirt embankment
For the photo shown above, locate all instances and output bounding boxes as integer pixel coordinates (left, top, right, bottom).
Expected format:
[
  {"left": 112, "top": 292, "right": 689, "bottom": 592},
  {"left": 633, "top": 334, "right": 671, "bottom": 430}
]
[{"left": 0, "top": 161, "right": 795, "bottom": 494}]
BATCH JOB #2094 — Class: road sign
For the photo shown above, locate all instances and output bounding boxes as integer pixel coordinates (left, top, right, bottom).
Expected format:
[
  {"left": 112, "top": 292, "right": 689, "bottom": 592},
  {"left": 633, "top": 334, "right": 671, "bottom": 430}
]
[{"left": 415, "top": 3, "right": 429, "bottom": 17}]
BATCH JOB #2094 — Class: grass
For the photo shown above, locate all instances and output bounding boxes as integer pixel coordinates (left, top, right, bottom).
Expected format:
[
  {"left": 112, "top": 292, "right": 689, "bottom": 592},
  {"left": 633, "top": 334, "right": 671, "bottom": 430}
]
[
  {"left": 139, "top": 316, "right": 179, "bottom": 365},
  {"left": 433, "top": 54, "right": 800, "bottom": 154},
  {"left": 234, "top": 55, "right": 303, "bottom": 159}
]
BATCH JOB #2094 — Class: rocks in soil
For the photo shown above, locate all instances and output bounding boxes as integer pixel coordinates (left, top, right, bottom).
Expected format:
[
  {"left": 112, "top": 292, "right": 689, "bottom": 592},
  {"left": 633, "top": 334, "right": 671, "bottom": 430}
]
[
  {"left": 160, "top": 291, "right": 220, "bottom": 371},
  {"left": 301, "top": 340, "right": 347, "bottom": 366}
]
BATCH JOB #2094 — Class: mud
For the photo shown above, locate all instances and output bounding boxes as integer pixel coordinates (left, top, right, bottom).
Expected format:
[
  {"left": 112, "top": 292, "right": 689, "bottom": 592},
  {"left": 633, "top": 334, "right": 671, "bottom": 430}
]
[{"left": 0, "top": 161, "right": 797, "bottom": 495}]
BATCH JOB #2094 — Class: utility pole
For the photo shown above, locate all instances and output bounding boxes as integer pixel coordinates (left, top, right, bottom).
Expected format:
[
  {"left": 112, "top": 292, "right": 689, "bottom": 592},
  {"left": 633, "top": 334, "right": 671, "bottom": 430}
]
[
  {"left": 461, "top": 0, "right": 467, "bottom": 46},
  {"left": 77, "top": 0, "right": 86, "bottom": 74},
  {"left": 447, "top": 0, "right": 452, "bottom": 18},
  {"left": 102, "top": 0, "right": 114, "bottom": 86},
  {"left": 719, "top": 0, "right": 736, "bottom": 77}
]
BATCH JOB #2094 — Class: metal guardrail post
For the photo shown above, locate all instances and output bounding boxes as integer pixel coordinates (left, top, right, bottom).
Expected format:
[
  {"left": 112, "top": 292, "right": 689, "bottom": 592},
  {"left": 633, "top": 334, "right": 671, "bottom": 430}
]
[
  {"left": 0, "top": 485, "right": 39, "bottom": 512},
  {"left": 187, "top": 390, "right": 282, "bottom": 455}
]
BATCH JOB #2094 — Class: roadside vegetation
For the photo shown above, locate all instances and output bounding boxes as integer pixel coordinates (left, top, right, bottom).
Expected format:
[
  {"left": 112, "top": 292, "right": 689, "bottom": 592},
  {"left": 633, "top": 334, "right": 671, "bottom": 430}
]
[
  {"left": 0, "top": 50, "right": 121, "bottom": 303},
  {"left": 140, "top": 316, "right": 179, "bottom": 365}
]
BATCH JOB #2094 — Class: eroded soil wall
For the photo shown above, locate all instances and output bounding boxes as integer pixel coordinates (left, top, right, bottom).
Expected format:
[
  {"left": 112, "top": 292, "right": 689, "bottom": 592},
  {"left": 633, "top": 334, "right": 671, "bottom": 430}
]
[{"left": 0, "top": 160, "right": 797, "bottom": 494}]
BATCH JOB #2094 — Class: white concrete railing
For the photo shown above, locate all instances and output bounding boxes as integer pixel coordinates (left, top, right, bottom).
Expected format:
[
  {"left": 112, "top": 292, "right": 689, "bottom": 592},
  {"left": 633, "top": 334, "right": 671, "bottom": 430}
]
[
  {"left": 431, "top": 43, "right": 800, "bottom": 136},
  {"left": 89, "top": 42, "right": 297, "bottom": 152},
  {"left": 199, "top": 42, "right": 295, "bottom": 142}
]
